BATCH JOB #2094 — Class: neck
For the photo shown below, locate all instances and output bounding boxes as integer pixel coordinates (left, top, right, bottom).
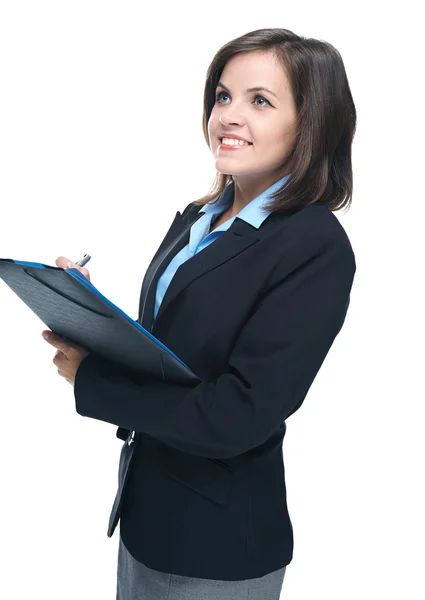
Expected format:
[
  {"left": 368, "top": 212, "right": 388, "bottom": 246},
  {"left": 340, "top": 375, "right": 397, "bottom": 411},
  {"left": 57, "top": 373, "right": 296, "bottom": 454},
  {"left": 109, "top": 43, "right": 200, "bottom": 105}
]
[{"left": 230, "top": 168, "right": 292, "bottom": 215}]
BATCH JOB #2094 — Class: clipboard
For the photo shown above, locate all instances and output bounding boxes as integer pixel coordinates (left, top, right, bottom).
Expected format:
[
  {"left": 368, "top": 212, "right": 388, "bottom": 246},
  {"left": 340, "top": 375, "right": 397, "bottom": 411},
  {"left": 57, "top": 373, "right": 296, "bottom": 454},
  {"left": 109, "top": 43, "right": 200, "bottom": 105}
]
[{"left": 0, "top": 258, "right": 200, "bottom": 386}]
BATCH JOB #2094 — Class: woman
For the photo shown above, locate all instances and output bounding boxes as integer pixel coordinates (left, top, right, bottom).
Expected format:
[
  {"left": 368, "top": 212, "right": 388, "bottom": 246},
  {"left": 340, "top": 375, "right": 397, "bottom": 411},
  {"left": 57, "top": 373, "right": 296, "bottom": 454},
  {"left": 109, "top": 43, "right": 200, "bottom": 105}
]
[{"left": 44, "top": 27, "right": 357, "bottom": 600}]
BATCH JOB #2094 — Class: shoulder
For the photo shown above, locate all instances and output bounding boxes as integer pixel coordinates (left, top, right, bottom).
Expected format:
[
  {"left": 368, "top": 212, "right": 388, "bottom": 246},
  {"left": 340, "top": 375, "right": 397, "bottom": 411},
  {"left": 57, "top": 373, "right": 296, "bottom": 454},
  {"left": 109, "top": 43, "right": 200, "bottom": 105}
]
[
  {"left": 267, "top": 204, "right": 356, "bottom": 286},
  {"left": 280, "top": 204, "right": 355, "bottom": 260},
  {"left": 283, "top": 203, "right": 352, "bottom": 244}
]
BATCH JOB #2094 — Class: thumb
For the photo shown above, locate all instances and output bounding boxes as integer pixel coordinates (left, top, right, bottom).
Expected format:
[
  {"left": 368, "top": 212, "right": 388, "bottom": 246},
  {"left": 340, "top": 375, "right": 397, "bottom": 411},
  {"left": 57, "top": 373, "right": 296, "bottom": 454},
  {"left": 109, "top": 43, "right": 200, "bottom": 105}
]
[
  {"left": 55, "top": 256, "right": 72, "bottom": 269},
  {"left": 55, "top": 256, "right": 91, "bottom": 281}
]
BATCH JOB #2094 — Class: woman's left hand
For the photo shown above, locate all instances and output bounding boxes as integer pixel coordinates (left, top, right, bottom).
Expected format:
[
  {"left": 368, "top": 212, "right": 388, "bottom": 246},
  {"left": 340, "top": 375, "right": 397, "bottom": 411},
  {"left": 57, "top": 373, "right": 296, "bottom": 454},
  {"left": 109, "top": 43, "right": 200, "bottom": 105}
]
[{"left": 42, "top": 330, "right": 90, "bottom": 386}]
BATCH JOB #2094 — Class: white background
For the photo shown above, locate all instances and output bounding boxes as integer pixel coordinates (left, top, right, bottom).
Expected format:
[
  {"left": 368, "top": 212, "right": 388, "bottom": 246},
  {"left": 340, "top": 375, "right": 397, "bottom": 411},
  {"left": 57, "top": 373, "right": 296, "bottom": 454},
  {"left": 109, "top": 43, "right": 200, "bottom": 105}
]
[{"left": 0, "top": 2, "right": 423, "bottom": 598}]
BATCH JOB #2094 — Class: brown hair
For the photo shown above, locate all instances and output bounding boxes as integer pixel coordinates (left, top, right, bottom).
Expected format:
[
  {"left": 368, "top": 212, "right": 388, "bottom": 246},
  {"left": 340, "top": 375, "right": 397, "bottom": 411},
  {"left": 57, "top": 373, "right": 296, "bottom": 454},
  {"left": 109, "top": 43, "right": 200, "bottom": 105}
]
[{"left": 192, "top": 28, "right": 357, "bottom": 214}]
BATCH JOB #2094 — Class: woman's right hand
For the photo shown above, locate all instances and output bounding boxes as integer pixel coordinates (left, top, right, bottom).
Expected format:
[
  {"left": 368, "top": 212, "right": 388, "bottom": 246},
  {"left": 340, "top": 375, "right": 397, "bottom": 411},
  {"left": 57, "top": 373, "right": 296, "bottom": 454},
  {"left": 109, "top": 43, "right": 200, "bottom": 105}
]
[{"left": 55, "top": 256, "right": 91, "bottom": 282}]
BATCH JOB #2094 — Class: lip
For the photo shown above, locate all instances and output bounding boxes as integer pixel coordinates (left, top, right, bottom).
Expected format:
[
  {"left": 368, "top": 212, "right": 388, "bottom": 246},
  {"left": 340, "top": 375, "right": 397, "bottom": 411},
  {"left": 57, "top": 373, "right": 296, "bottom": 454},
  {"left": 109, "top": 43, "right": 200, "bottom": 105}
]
[
  {"left": 219, "top": 133, "right": 252, "bottom": 144},
  {"left": 218, "top": 134, "right": 253, "bottom": 152},
  {"left": 218, "top": 141, "right": 252, "bottom": 152}
]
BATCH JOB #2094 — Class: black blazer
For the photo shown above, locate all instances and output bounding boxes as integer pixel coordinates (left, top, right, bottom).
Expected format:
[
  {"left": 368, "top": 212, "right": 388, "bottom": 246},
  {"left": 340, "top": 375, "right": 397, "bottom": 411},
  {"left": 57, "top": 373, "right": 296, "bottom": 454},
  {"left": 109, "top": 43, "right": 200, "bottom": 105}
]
[{"left": 74, "top": 200, "right": 356, "bottom": 581}]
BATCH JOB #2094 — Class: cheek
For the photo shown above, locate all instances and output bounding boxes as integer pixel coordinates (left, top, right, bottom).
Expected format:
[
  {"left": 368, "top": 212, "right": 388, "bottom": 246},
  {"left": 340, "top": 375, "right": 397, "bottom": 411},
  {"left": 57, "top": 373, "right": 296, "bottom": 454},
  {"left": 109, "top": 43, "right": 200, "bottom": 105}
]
[
  {"left": 266, "top": 123, "right": 296, "bottom": 150},
  {"left": 256, "top": 131, "right": 285, "bottom": 153}
]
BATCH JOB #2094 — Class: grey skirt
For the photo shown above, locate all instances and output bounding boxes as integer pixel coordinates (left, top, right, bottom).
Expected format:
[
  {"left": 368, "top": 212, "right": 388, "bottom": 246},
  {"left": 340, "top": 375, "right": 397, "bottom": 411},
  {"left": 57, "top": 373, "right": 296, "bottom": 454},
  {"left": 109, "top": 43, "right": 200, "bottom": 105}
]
[{"left": 117, "top": 537, "right": 286, "bottom": 600}]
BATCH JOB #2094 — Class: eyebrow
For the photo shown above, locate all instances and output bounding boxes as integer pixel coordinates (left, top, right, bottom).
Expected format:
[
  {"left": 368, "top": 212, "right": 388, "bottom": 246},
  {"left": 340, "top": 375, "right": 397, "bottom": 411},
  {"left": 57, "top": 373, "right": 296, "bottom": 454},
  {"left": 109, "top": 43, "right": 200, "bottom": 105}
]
[{"left": 216, "top": 81, "right": 279, "bottom": 100}]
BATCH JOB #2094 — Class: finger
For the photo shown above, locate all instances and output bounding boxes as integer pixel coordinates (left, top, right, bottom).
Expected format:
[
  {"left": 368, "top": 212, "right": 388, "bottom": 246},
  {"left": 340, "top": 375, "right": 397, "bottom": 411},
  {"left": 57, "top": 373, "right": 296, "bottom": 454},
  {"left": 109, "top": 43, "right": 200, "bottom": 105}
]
[
  {"left": 65, "top": 260, "right": 91, "bottom": 282},
  {"left": 54, "top": 256, "right": 91, "bottom": 281},
  {"left": 55, "top": 256, "right": 71, "bottom": 269},
  {"left": 73, "top": 265, "right": 90, "bottom": 281},
  {"left": 42, "top": 331, "right": 68, "bottom": 353},
  {"left": 53, "top": 350, "right": 66, "bottom": 365}
]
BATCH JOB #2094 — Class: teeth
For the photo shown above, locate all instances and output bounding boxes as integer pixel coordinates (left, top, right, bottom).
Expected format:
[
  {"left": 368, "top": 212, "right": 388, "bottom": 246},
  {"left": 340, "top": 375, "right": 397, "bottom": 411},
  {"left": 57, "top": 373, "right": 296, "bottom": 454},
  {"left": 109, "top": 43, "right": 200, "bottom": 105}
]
[{"left": 221, "top": 138, "right": 250, "bottom": 146}]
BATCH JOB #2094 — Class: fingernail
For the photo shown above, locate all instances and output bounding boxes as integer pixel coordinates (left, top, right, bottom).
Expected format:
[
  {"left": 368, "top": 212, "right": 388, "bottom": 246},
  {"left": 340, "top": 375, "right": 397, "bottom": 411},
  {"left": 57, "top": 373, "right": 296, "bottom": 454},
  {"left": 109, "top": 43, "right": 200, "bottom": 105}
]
[
  {"left": 42, "top": 331, "right": 50, "bottom": 339},
  {"left": 67, "top": 262, "right": 74, "bottom": 268}
]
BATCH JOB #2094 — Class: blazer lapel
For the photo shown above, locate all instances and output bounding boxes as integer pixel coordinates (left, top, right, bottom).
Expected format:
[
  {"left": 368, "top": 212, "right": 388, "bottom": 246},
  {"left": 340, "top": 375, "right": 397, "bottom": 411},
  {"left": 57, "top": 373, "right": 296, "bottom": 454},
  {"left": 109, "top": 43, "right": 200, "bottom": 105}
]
[
  {"left": 137, "top": 209, "right": 200, "bottom": 331},
  {"left": 138, "top": 207, "right": 266, "bottom": 334}
]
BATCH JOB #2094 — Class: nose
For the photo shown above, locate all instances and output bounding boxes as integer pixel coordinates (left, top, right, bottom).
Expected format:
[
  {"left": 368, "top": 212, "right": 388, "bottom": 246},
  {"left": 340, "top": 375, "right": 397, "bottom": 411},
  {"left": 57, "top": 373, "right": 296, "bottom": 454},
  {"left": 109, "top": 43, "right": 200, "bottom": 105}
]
[
  {"left": 220, "top": 113, "right": 243, "bottom": 127},
  {"left": 219, "top": 106, "right": 247, "bottom": 127}
]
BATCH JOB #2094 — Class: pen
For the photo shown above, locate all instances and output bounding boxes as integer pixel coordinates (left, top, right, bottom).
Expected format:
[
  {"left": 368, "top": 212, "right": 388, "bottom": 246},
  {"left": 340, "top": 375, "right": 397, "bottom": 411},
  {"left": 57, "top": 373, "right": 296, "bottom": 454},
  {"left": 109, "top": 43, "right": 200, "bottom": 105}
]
[{"left": 74, "top": 254, "right": 91, "bottom": 267}]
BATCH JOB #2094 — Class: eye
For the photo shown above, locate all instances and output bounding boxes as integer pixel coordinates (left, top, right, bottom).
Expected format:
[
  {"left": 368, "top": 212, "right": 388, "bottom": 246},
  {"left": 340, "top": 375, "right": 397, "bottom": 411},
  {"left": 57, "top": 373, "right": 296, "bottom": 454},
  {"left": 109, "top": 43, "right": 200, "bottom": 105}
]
[{"left": 215, "top": 91, "right": 271, "bottom": 107}]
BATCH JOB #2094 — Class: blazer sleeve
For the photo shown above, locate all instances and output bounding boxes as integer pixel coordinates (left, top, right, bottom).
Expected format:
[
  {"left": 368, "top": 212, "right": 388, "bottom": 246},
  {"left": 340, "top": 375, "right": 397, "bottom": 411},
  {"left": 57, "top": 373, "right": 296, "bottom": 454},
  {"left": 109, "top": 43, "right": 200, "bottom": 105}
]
[{"left": 74, "top": 224, "right": 356, "bottom": 460}]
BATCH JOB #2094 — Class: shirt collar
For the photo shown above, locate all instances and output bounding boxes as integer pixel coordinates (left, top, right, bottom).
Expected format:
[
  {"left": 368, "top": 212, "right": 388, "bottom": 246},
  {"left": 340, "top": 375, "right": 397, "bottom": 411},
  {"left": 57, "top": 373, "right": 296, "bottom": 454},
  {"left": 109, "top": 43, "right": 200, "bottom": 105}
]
[{"left": 199, "top": 173, "right": 292, "bottom": 229}]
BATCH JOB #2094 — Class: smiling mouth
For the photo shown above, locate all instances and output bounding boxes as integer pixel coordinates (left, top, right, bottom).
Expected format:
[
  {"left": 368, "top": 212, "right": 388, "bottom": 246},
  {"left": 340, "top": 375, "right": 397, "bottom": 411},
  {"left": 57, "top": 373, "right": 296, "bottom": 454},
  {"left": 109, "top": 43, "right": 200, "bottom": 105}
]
[
  {"left": 219, "top": 138, "right": 253, "bottom": 147},
  {"left": 218, "top": 137, "right": 252, "bottom": 146}
]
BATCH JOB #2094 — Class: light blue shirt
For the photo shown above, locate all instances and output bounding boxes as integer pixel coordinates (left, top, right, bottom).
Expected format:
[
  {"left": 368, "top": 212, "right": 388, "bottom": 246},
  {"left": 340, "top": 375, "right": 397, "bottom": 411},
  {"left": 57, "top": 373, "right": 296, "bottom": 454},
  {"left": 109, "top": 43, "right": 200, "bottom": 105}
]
[{"left": 154, "top": 174, "right": 291, "bottom": 320}]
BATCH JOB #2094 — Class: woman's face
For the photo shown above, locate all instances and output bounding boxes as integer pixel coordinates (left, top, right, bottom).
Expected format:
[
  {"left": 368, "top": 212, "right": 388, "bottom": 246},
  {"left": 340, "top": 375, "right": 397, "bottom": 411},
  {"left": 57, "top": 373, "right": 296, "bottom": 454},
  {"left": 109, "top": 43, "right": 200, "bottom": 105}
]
[{"left": 208, "top": 51, "right": 297, "bottom": 186}]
